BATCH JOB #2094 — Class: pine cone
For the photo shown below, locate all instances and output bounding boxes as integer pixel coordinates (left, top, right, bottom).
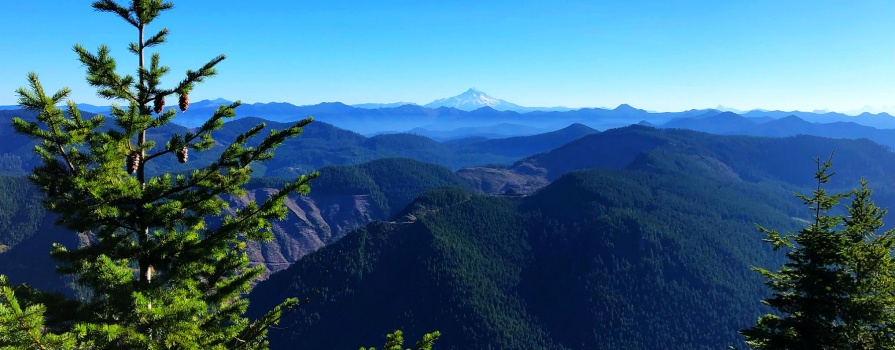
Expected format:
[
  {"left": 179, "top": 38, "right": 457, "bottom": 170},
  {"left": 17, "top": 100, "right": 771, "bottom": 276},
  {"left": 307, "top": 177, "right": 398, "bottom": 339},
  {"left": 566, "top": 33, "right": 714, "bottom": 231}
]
[
  {"left": 179, "top": 94, "right": 189, "bottom": 112},
  {"left": 127, "top": 152, "right": 141, "bottom": 174},
  {"left": 176, "top": 146, "right": 188, "bottom": 164},
  {"left": 153, "top": 95, "right": 165, "bottom": 114}
]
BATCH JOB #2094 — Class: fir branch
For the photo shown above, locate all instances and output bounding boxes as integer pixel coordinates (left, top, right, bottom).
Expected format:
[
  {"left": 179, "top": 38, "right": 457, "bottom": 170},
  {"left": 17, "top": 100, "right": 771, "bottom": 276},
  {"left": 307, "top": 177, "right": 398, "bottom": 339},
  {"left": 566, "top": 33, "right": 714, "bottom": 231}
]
[
  {"left": 92, "top": 0, "right": 138, "bottom": 27},
  {"left": 143, "top": 28, "right": 169, "bottom": 48},
  {"left": 231, "top": 250, "right": 342, "bottom": 350},
  {"left": 1, "top": 282, "right": 50, "bottom": 350}
]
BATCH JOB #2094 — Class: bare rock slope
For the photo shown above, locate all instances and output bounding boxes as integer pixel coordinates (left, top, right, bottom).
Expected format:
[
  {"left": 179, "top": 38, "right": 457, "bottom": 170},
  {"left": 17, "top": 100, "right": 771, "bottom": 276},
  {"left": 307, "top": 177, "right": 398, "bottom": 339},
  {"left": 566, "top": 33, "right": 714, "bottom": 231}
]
[{"left": 225, "top": 189, "right": 382, "bottom": 278}]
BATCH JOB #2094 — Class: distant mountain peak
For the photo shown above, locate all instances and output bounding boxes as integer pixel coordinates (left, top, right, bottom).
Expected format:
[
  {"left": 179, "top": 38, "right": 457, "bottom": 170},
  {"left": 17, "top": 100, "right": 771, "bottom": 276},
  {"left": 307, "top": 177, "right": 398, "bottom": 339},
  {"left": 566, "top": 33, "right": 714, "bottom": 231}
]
[
  {"left": 424, "top": 88, "right": 519, "bottom": 111},
  {"left": 778, "top": 115, "right": 808, "bottom": 122},
  {"left": 614, "top": 104, "right": 638, "bottom": 111}
]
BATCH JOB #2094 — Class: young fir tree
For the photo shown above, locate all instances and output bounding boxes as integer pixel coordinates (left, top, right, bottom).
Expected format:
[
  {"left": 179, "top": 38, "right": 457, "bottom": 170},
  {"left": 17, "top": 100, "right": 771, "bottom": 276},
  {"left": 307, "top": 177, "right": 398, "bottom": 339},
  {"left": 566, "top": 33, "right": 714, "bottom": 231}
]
[
  {"left": 359, "top": 330, "right": 441, "bottom": 350},
  {"left": 0, "top": 1, "right": 438, "bottom": 349},
  {"left": 740, "top": 154, "right": 895, "bottom": 349}
]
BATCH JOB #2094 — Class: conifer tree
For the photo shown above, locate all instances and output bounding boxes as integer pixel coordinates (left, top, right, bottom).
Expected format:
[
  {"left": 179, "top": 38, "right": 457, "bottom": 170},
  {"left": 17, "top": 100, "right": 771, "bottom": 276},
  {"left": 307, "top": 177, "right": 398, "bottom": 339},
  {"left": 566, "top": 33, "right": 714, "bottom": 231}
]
[
  {"left": 359, "top": 330, "right": 442, "bottom": 350},
  {"left": 0, "top": 1, "right": 437, "bottom": 349},
  {"left": 0, "top": 0, "right": 317, "bottom": 348},
  {"left": 740, "top": 154, "right": 895, "bottom": 349}
]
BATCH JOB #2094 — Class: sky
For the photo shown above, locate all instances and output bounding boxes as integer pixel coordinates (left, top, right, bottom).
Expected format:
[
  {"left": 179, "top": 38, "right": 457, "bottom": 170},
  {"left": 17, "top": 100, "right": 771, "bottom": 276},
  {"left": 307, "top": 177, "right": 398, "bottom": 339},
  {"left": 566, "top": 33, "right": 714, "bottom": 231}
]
[{"left": 2, "top": 0, "right": 895, "bottom": 113}]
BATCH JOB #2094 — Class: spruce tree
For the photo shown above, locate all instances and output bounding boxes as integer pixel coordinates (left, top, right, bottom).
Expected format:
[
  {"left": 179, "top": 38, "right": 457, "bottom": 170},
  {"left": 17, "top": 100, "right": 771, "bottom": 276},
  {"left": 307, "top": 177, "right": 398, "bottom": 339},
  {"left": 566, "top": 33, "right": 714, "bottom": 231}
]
[
  {"left": 0, "top": 1, "right": 438, "bottom": 349},
  {"left": 740, "top": 154, "right": 895, "bottom": 349}
]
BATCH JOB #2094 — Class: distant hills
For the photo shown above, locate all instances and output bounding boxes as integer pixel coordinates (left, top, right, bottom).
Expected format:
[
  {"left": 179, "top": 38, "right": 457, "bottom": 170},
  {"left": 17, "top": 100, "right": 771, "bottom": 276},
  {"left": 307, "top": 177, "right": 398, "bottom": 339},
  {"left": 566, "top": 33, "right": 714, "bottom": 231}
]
[
  {"left": 4, "top": 105, "right": 895, "bottom": 184},
  {"left": 351, "top": 102, "right": 419, "bottom": 109},
  {"left": 463, "top": 124, "right": 895, "bottom": 198},
  {"left": 0, "top": 110, "right": 598, "bottom": 178},
  {"left": 659, "top": 111, "right": 895, "bottom": 149},
  {"left": 387, "top": 123, "right": 548, "bottom": 141},
  {"left": 246, "top": 128, "right": 895, "bottom": 350},
  {"left": 6, "top": 101, "right": 895, "bottom": 349},
  {"left": 6, "top": 88, "right": 895, "bottom": 133}
]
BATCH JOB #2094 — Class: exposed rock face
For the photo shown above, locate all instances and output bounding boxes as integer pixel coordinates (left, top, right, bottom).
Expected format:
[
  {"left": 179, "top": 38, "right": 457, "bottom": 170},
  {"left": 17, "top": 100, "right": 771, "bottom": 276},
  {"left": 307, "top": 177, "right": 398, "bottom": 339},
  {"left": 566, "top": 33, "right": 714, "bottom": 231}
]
[{"left": 223, "top": 189, "right": 383, "bottom": 279}]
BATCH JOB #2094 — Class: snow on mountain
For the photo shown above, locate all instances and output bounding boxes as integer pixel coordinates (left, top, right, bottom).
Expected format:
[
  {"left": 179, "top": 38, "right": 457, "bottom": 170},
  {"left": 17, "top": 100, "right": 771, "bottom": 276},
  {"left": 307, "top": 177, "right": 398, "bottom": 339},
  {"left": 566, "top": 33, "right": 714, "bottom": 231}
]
[{"left": 423, "top": 88, "right": 526, "bottom": 111}]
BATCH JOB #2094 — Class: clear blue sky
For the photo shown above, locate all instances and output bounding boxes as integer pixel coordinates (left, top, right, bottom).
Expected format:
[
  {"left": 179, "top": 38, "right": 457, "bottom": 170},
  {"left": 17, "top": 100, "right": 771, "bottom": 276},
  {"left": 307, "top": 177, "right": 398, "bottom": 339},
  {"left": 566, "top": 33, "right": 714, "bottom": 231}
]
[{"left": 2, "top": 0, "right": 895, "bottom": 112}]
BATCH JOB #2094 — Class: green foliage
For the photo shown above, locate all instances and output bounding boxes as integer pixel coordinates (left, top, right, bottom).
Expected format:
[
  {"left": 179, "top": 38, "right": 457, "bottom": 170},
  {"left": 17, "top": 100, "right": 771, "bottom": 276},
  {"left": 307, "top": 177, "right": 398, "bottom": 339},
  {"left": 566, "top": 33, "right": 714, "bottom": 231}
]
[
  {"left": 358, "top": 330, "right": 441, "bottom": 350},
  {"left": 394, "top": 186, "right": 474, "bottom": 219},
  {"left": 0, "top": 1, "right": 321, "bottom": 349},
  {"left": 740, "top": 154, "right": 895, "bottom": 349},
  {"left": 309, "top": 158, "right": 474, "bottom": 217},
  {"left": 0, "top": 176, "right": 45, "bottom": 248},
  {"left": 0, "top": 276, "right": 77, "bottom": 350},
  {"left": 249, "top": 164, "right": 805, "bottom": 349}
]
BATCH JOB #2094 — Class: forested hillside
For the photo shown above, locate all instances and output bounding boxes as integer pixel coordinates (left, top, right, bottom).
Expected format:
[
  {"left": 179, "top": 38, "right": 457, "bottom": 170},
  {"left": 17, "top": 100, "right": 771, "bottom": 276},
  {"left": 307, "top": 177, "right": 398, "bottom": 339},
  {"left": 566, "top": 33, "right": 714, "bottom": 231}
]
[
  {"left": 510, "top": 125, "right": 895, "bottom": 193},
  {"left": 0, "top": 177, "right": 45, "bottom": 250},
  {"left": 246, "top": 125, "right": 895, "bottom": 349},
  {"left": 5, "top": 108, "right": 895, "bottom": 348},
  {"left": 0, "top": 158, "right": 474, "bottom": 291},
  {"left": 248, "top": 165, "right": 808, "bottom": 349}
]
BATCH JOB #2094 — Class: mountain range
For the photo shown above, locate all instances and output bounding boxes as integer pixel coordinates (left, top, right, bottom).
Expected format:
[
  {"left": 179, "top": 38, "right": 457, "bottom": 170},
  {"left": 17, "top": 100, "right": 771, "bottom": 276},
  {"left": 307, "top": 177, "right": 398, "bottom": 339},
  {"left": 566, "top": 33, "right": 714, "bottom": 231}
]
[
  {"left": 660, "top": 111, "right": 895, "bottom": 149},
  {"left": 7, "top": 89, "right": 895, "bottom": 133},
  {"left": 0, "top": 109, "right": 599, "bottom": 179},
  {"left": 245, "top": 126, "right": 895, "bottom": 350},
  {"left": 4, "top": 102, "right": 895, "bottom": 348}
]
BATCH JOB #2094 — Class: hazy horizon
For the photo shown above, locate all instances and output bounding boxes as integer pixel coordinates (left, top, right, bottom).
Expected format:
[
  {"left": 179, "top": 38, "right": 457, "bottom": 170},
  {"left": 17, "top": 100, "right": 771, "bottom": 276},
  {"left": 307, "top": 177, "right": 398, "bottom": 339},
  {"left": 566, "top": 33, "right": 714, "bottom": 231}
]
[{"left": 3, "top": 1, "right": 895, "bottom": 114}]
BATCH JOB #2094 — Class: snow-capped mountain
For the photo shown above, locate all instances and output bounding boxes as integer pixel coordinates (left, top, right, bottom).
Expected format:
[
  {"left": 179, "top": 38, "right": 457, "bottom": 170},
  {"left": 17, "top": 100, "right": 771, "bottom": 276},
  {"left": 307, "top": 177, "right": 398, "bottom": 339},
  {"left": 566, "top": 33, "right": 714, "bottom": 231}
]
[{"left": 423, "top": 88, "right": 526, "bottom": 111}]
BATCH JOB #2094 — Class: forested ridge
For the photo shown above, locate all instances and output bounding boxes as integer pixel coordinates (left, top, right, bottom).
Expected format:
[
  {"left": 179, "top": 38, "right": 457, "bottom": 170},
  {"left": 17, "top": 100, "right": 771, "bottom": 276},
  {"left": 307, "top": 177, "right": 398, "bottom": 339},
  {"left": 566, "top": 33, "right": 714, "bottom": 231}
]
[
  {"left": 248, "top": 160, "right": 815, "bottom": 349},
  {"left": 4, "top": 111, "right": 895, "bottom": 349},
  {"left": 9, "top": 1, "right": 895, "bottom": 349},
  {"left": 0, "top": 110, "right": 595, "bottom": 177},
  {"left": 0, "top": 158, "right": 475, "bottom": 294}
]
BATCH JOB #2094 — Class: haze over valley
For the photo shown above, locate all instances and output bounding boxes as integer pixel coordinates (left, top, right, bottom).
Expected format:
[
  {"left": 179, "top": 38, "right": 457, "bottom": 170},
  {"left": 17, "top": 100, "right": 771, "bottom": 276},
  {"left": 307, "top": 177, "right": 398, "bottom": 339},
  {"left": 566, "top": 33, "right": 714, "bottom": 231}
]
[
  {"left": 4, "top": 92, "right": 895, "bottom": 348},
  {"left": 4, "top": 1, "right": 895, "bottom": 349}
]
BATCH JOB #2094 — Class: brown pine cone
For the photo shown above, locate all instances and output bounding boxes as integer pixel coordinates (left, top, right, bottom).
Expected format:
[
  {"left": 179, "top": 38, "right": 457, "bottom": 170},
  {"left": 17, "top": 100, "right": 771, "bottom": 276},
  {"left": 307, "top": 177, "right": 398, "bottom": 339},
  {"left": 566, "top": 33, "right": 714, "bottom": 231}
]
[
  {"left": 153, "top": 95, "right": 165, "bottom": 114},
  {"left": 127, "top": 152, "right": 141, "bottom": 174},
  {"left": 179, "top": 94, "right": 189, "bottom": 112},
  {"left": 176, "top": 146, "right": 188, "bottom": 164}
]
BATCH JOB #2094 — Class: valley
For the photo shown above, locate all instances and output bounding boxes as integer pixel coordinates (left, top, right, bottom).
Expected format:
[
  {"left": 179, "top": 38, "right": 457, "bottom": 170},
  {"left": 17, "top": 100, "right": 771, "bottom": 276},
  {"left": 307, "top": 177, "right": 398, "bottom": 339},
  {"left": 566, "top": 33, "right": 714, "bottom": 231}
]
[
  {"left": 4, "top": 2, "right": 893, "bottom": 349},
  {"left": 3, "top": 103, "right": 895, "bottom": 349}
]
